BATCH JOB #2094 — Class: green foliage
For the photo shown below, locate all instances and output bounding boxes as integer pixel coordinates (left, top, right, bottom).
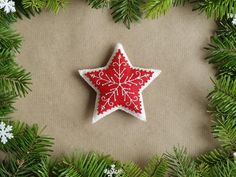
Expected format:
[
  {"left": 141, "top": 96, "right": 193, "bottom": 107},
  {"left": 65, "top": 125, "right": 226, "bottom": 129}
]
[
  {"left": 197, "top": 148, "right": 230, "bottom": 166},
  {"left": 0, "top": 121, "right": 54, "bottom": 177},
  {"left": 43, "top": 0, "right": 68, "bottom": 13},
  {"left": 143, "top": 0, "right": 189, "bottom": 19},
  {"left": 0, "top": 63, "right": 31, "bottom": 97},
  {"left": 52, "top": 152, "right": 114, "bottom": 177},
  {"left": 87, "top": 0, "right": 111, "bottom": 9},
  {"left": 1, "top": 0, "right": 236, "bottom": 176},
  {"left": 172, "top": 0, "right": 188, "bottom": 6},
  {"left": 217, "top": 18, "right": 236, "bottom": 38},
  {"left": 197, "top": 159, "right": 236, "bottom": 177},
  {"left": 143, "top": 0, "right": 172, "bottom": 19},
  {"left": 22, "top": 0, "right": 47, "bottom": 12},
  {"left": 0, "top": 92, "right": 16, "bottom": 117},
  {"left": 0, "top": 25, "right": 31, "bottom": 115},
  {"left": 206, "top": 35, "right": 236, "bottom": 76},
  {"left": 0, "top": 26, "right": 22, "bottom": 52},
  {"left": 212, "top": 116, "right": 236, "bottom": 150},
  {"left": 110, "top": 0, "right": 143, "bottom": 29},
  {"left": 15, "top": 0, "right": 38, "bottom": 19},
  {"left": 196, "top": 0, "right": 236, "bottom": 19},
  {"left": 164, "top": 147, "right": 198, "bottom": 177},
  {"left": 208, "top": 76, "right": 236, "bottom": 116},
  {"left": 0, "top": 11, "right": 17, "bottom": 27},
  {"left": 13, "top": 0, "right": 67, "bottom": 19},
  {"left": 143, "top": 155, "right": 167, "bottom": 177},
  {"left": 210, "top": 160, "right": 236, "bottom": 177}
]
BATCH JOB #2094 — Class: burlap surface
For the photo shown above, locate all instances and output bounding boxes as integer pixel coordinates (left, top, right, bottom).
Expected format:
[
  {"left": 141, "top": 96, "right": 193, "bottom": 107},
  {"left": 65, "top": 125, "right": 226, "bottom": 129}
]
[{"left": 13, "top": 0, "right": 216, "bottom": 165}]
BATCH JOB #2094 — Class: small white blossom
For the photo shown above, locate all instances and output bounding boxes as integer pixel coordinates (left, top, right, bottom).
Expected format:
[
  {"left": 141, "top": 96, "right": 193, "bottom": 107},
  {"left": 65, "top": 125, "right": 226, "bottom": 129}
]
[
  {"left": 0, "top": 121, "right": 13, "bottom": 144},
  {"left": 0, "top": 0, "right": 16, "bottom": 14},
  {"left": 104, "top": 164, "right": 123, "bottom": 177}
]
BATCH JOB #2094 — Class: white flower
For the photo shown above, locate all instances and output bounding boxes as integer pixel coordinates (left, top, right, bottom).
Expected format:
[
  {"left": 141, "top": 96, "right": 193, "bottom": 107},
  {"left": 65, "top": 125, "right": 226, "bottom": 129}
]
[
  {"left": 104, "top": 164, "right": 123, "bottom": 177},
  {"left": 0, "top": 0, "right": 16, "bottom": 14},
  {"left": 0, "top": 121, "right": 14, "bottom": 144}
]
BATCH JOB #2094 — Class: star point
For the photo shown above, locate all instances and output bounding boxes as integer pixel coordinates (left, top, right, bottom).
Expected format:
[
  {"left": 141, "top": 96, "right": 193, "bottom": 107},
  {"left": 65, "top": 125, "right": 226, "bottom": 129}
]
[{"left": 79, "top": 43, "right": 161, "bottom": 123}]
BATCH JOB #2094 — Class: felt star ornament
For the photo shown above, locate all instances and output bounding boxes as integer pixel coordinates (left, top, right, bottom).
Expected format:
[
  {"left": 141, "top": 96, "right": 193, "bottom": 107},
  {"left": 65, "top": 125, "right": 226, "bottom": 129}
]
[{"left": 79, "top": 43, "right": 161, "bottom": 123}]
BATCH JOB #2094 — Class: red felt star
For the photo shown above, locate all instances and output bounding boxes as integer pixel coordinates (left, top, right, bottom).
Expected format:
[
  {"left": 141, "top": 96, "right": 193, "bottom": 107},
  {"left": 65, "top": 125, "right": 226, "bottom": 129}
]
[{"left": 79, "top": 43, "right": 161, "bottom": 123}]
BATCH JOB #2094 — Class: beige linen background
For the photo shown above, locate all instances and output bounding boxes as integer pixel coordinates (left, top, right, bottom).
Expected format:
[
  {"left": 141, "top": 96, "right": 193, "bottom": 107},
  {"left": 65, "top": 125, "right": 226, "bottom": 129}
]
[{"left": 13, "top": 0, "right": 216, "bottom": 165}]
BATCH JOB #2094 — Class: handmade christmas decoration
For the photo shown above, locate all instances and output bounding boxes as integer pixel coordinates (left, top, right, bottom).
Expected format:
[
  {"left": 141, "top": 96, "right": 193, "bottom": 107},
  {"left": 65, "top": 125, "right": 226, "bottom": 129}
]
[
  {"left": 104, "top": 164, "right": 123, "bottom": 177},
  {"left": 79, "top": 43, "right": 161, "bottom": 123},
  {"left": 0, "top": 121, "right": 13, "bottom": 144},
  {"left": 1, "top": 0, "right": 236, "bottom": 176},
  {"left": 0, "top": 0, "right": 15, "bottom": 14}
]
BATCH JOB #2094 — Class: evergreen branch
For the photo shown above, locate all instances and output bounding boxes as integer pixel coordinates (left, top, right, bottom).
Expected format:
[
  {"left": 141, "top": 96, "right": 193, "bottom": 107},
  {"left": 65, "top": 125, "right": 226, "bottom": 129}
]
[
  {"left": 0, "top": 49, "right": 15, "bottom": 67},
  {"left": 0, "top": 63, "right": 31, "bottom": 97},
  {"left": 212, "top": 116, "right": 236, "bottom": 150},
  {"left": 122, "top": 162, "right": 144, "bottom": 177},
  {"left": 196, "top": 0, "right": 236, "bottom": 19},
  {"left": 143, "top": 0, "right": 172, "bottom": 19},
  {"left": 32, "top": 158, "right": 55, "bottom": 177},
  {"left": 164, "top": 147, "right": 198, "bottom": 177},
  {"left": 22, "top": 0, "right": 46, "bottom": 12},
  {"left": 0, "top": 92, "right": 16, "bottom": 117},
  {"left": 15, "top": 0, "right": 39, "bottom": 19},
  {"left": 0, "top": 26, "right": 22, "bottom": 52},
  {"left": 87, "top": 0, "right": 111, "bottom": 9},
  {"left": 197, "top": 148, "right": 230, "bottom": 166},
  {"left": 172, "top": 0, "right": 188, "bottom": 6},
  {"left": 205, "top": 35, "right": 236, "bottom": 76},
  {"left": 208, "top": 76, "right": 236, "bottom": 116},
  {"left": 0, "top": 11, "right": 17, "bottom": 27},
  {"left": 217, "top": 18, "right": 236, "bottom": 38},
  {"left": 22, "top": 0, "right": 68, "bottom": 14},
  {"left": 45, "top": 0, "right": 68, "bottom": 14},
  {"left": 53, "top": 152, "right": 114, "bottom": 177},
  {"left": 143, "top": 155, "right": 167, "bottom": 177},
  {"left": 0, "top": 121, "right": 54, "bottom": 176},
  {"left": 210, "top": 160, "right": 236, "bottom": 177},
  {"left": 110, "top": 0, "right": 143, "bottom": 29},
  {"left": 0, "top": 122, "right": 54, "bottom": 158}
]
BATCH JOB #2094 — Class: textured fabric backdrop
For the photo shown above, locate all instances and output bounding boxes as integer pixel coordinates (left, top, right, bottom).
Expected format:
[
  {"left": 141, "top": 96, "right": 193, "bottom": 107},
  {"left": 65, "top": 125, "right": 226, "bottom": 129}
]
[{"left": 13, "top": 0, "right": 216, "bottom": 165}]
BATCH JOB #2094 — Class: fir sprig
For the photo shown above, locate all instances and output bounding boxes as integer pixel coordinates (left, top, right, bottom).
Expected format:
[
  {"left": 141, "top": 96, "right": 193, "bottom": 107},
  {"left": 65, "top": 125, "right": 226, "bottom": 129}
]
[
  {"left": 110, "top": 0, "right": 143, "bottom": 29},
  {"left": 164, "top": 147, "right": 198, "bottom": 177},
  {"left": 0, "top": 64, "right": 31, "bottom": 97},
  {"left": 143, "top": 0, "right": 172, "bottom": 19},
  {"left": 0, "top": 92, "right": 16, "bottom": 117},
  {"left": 196, "top": 0, "right": 236, "bottom": 19},
  {"left": 208, "top": 76, "right": 236, "bottom": 117},
  {"left": 1, "top": 0, "right": 236, "bottom": 176},
  {"left": 143, "top": 155, "right": 167, "bottom": 177}
]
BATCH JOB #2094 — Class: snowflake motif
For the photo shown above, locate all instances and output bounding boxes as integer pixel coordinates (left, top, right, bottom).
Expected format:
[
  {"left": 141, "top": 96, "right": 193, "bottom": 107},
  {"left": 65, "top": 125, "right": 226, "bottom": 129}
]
[
  {"left": 0, "top": 0, "right": 16, "bottom": 14},
  {"left": 0, "top": 121, "right": 13, "bottom": 144},
  {"left": 229, "top": 13, "right": 236, "bottom": 25},
  {"left": 79, "top": 43, "right": 161, "bottom": 123},
  {"left": 86, "top": 50, "right": 153, "bottom": 114},
  {"left": 104, "top": 164, "right": 123, "bottom": 177},
  {"left": 234, "top": 152, "right": 236, "bottom": 157}
]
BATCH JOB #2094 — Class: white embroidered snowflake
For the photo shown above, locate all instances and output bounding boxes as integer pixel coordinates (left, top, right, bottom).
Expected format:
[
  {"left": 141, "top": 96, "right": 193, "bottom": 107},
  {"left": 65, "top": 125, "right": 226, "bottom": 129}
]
[
  {"left": 229, "top": 13, "right": 236, "bottom": 25},
  {"left": 104, "top": 164, "right": 123, "bottom": 177},
  {"left": 0, "top": 0, "right": 16, "bottom": 14},
  {"left": 0, "top": 121, "right": 13, "bottom": 144},
  {"left": 90, "top": 54, "right": 151, "bottom": 112},
  {"left": 234, "top": 152, "right": 236, "bottom": 157}
]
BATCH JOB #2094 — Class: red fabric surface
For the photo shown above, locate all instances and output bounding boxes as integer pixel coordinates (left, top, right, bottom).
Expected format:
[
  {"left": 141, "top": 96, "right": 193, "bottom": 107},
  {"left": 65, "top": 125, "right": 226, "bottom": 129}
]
[{"left": 85, "top": 49, "right": 154, "bottom": 114}]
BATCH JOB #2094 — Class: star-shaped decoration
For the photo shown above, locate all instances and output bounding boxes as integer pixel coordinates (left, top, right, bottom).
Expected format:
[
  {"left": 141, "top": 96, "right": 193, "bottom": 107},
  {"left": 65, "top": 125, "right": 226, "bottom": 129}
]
[{"left": 79, "top": 43, "right": 161, "bottom": 123}]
